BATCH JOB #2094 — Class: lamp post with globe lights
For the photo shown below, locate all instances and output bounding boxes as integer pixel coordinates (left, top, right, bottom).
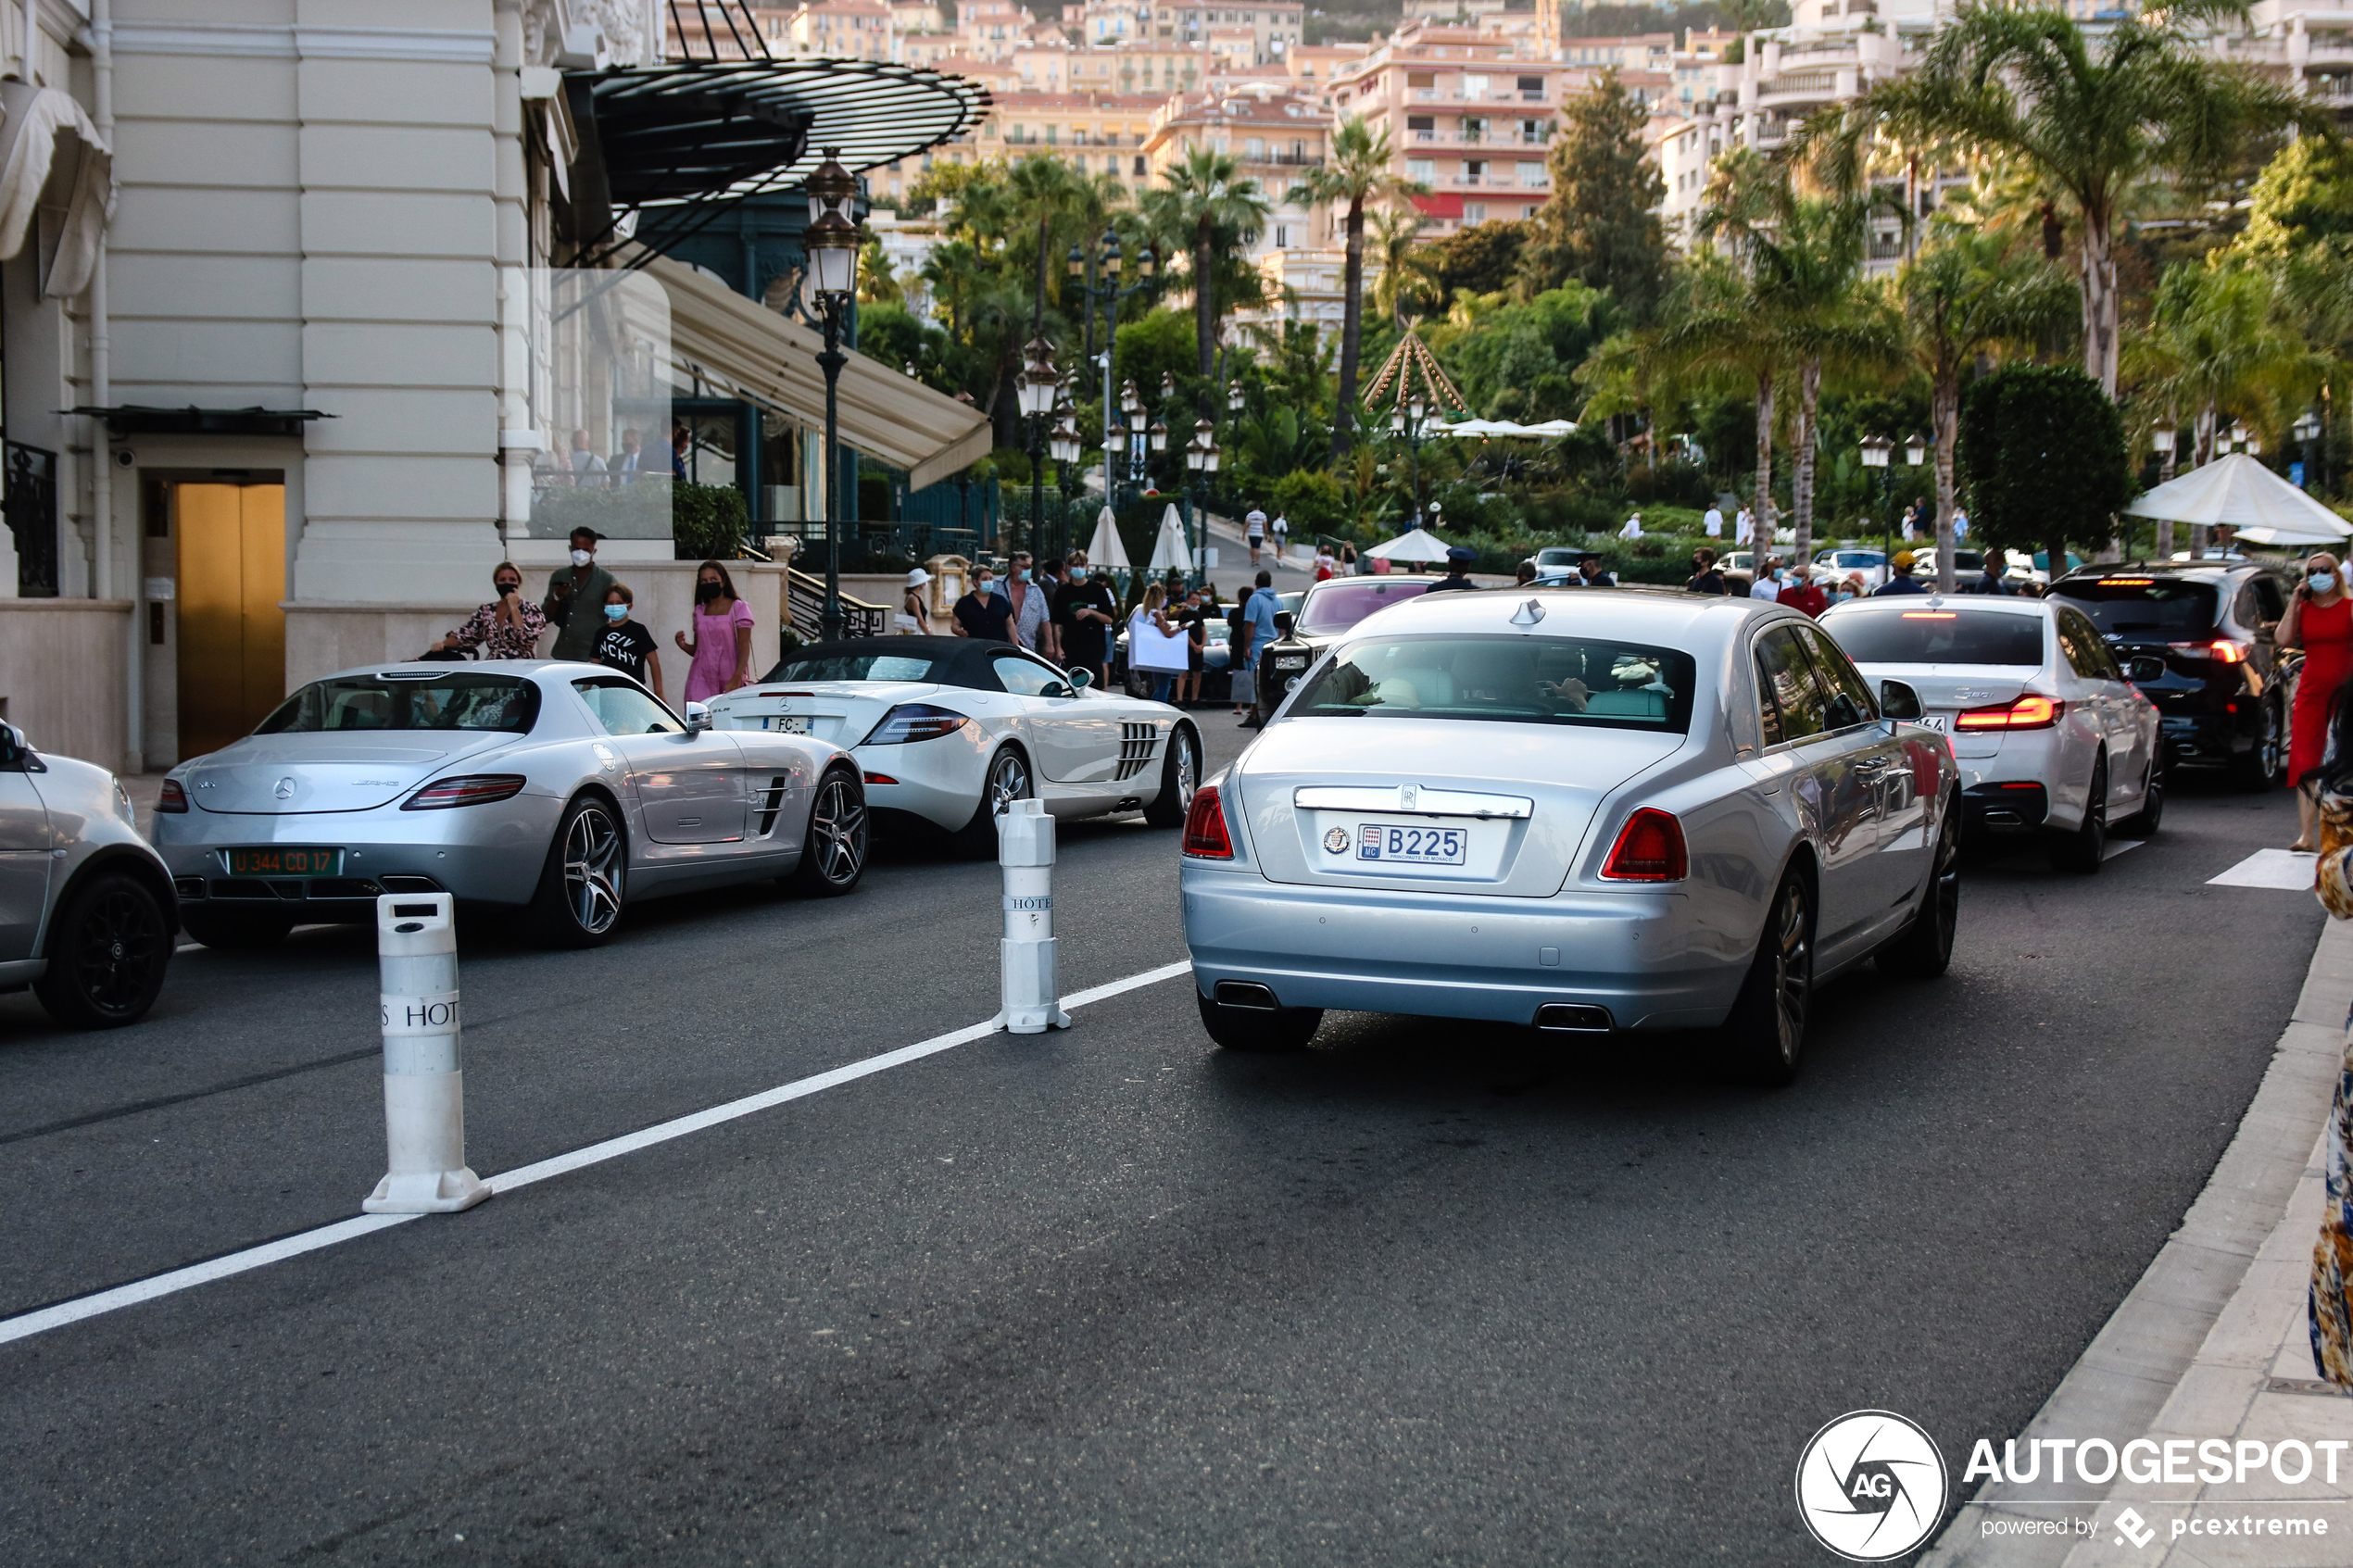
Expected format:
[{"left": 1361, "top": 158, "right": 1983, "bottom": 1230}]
[
  {"left": 1016, "top": 336, "right": 1061, "bottom": 558},
  {"left": 804, "top": 147, "right": 862, "bottom": 642},
  {"left": 1184, "top": 417, "right": 1219, "bottom": 588},
  {"left": 1067, "top": 232, "right": 1157, "bottom": 504}
]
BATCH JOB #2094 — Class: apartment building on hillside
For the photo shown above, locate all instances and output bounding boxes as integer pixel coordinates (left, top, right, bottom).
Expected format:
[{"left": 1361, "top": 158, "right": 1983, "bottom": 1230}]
[
  {"left": 1077, "top": 0, "right": 1304, "bottom": 62},
  {"left": 1143, "top": 86, "right": 1332, "bottom": 256},
  {"left": 1325, "top": 19, "right": 1560, "bottom": 235}
]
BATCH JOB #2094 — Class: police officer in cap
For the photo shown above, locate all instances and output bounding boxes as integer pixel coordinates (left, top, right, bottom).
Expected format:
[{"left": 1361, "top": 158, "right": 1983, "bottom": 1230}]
[{"left": 1424, "top": 545, "right": 1481, "bottom": 593}]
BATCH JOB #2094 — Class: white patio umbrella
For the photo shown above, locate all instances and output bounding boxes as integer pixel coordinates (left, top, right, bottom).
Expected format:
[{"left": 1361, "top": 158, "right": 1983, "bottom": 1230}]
[
  {"left": 1147, "top": 502, "right": 1192, "bottom": 571},
  {"left": 2125, "top": 451, "right": 2351, "bottom": 546},
  {"left": 1438, "top": 420, "right": 1504, "bottom": 438},
  {"left": 1084, "top": 504, "right": 1133, "bottom": 569},
  {"left": 1365, "top": 526, "right": 1452, "bottom": 562}
]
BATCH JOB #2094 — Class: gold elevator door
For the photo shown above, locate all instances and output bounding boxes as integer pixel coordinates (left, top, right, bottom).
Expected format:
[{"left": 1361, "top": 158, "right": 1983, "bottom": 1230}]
[{"left": 174, "top": 483, "right": 286, "bottom": 761}]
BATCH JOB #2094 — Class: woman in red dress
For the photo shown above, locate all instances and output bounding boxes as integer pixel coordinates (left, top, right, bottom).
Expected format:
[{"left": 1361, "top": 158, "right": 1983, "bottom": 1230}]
[{"left": 2282, "top": 551, "right": 2351, "bottom": 850}]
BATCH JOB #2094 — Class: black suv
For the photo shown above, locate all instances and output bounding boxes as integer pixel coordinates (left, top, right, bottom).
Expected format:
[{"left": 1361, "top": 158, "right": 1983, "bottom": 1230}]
[{"left": 2046, "top": 561, "right": 2293, "bottom": 788}]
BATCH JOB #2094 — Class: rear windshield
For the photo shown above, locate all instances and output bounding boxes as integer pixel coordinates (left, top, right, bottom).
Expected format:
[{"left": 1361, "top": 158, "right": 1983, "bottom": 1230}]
[
  {"left": 761, "top": 651, "right": 944, "bottom": 683},
  {"left": 1823, "top": 608, "right": 2045, "bottom": 666},
  {"left": 258, "top": 673, "right": 539, "bottom": 734},
  {"left": 1289, "top": 634, "right": 1696, "bottom": 732},
  {"left": 2048, "top": 578, "right": 2219, "bottom": 637},
  {"left": 1297, "top": 578, "right": 1434, "bottom": 634}
]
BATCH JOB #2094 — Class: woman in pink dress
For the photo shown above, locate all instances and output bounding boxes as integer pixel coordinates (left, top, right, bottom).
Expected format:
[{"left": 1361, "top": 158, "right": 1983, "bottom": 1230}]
[{"left": 673, "top": 559, "right": 757, "bottom": 704}]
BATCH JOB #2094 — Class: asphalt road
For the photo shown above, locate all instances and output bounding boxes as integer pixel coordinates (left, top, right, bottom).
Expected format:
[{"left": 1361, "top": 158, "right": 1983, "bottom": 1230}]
[{"left": 0, "top": 725, "right": 2322, "bottom": 1566}]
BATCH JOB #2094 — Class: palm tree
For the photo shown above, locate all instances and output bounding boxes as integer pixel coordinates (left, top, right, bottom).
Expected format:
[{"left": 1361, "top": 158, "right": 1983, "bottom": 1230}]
[
  {"left": 1897, "top": 227, "right": 2078, "bottom": 587},
  {"left": 1670, "top": 160, "right": 1904, "bottom": 565},
  {"left": 2126, "top": 258, "right": 2318, "bottom": 553},
  {"left": 1293, "top": 116, "right": 1427, "bottom": 463},
  {"left": 1142, "top": 145, "right": 1272, "bottom": 404},
  {"left": 1369, "top": 206, "right": 1439, "bottom": 330},
  {"left": 1801, "top": 1, "right": 2317, "bottom": 398}
]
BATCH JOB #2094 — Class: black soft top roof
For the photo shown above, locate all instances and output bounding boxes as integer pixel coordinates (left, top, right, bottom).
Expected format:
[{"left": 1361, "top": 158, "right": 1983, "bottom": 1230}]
[{"left": 757, "top": 635, "right": 1042, "bottom": 692}]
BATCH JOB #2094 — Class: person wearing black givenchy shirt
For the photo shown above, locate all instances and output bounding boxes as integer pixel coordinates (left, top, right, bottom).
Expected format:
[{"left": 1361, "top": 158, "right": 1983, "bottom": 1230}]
[
  {"left": 1052, "top": 552, "right": 1118, "bottom": 686},
  {"left": 594, "top": 583, "right": 664, "bottom": 699}
]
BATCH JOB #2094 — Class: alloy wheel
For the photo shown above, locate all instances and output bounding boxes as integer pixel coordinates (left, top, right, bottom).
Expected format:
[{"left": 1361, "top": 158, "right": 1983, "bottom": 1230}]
[
  {"left": 1173, "top": 728, "right": 1198, "bottom": 811},
  {"left": 564, "top": 804, "right": 623, "bottom": 935},
  {"left": 1772, "top": 884, "right": 1812, "bottom": 1067},
  {"left": 1928, "top": 809, "right": 1960, "bottom": 943},
  {"left": 989, "top": 750, "right": 1030, "bottom": 817},
  {"left": 809, "top": 774, "right": 867, "bottom": 885},
  {"left": 70, "top": 887, "right": 165, "bottom": 1017}
]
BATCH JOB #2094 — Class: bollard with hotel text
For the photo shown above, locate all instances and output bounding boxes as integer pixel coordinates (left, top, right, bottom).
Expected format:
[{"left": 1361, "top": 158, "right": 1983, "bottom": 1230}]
[
  {"left": 362, "top": 894, "right": 490, "bottom": 1213},
  {"left": 992, "top": 797, "right": 1071, "bottom": 1034}
]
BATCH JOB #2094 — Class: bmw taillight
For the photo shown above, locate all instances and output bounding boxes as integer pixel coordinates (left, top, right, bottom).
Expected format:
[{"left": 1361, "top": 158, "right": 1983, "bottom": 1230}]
[
  {"left": 402, "top": 774, "right": 527, "bottom": 810},
  {"left": 1183, "top": 784, "right": 1233, "bottom": 859},
  {"left": 157, "top": 778, "right": 189, "bottom": 813},
  {"left": 1955, "top": 693, "right": 2063, "bottom": 731},
  {"left": 862, "top": 704, "right": 971, "bottom": 745},
  {"left": 1600, "top": 808, "right": 1687, "bottom": 882}
]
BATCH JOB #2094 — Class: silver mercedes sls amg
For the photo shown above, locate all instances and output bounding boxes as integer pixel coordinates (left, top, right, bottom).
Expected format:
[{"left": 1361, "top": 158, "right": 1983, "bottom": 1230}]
[
  {"left": 1178, "top": 587, "right": 1963, "bottom": 1084},
  {"left": 154, "top": 661, "right": 867, "bottom": 948}
]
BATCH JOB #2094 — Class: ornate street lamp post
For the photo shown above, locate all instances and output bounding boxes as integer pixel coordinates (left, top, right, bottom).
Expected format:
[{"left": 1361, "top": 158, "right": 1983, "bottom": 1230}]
[
  {"left": 1390, "top": 394, "right": 1430, "bottom": 533},
  {"left": 1017, "top": 335, "right": 1060, "bottom": 558},
  {"left": 1859, "top": 433, "right": 1893, "bottom": 570},
  {"left": 1070, "top": 232, "right": 1156, "bottom": 505},
  {"left": 1185, "top": 416, "right": 1220, "bottom": 586},
  {"left": 805, "top": 147, "right": 862, "bottom": 642}
]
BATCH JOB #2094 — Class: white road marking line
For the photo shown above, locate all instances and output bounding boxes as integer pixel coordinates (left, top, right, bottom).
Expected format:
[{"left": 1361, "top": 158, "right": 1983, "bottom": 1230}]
[
  {"left": 0, "top": 959, "right": 1197, "bottom": 1348},
  {"left": 2102, "top": 838, "right": 2145, "bottom": 860},
  {"left": 2207, "top": 847, "right": 2320, "bottom": 891}
]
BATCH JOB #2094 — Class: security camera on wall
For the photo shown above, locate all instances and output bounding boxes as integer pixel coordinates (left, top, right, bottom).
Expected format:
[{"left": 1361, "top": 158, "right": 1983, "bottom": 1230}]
[{"left": 112, "top": 449, "right": 134, "bottom": 469}]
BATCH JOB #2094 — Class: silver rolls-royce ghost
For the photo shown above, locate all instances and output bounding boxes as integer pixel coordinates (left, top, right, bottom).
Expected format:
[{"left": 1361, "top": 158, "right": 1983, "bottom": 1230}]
[
  {"left": 1178, "top": 587, "right": 1962, "bottom": 1083},
  {"left": 156, "top": 662, "right": 867, "bottom": 949}
]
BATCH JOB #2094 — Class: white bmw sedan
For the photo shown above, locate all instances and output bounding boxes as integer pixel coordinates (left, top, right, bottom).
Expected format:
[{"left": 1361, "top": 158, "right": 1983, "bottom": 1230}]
[
  {"left": 1818, "top": 593, "right": 2161, "bottom": 872},
  {"left": 706, "top": 637, "right": 1203, "bottom": 853},
  {"left": 1178, "top": 589, "right": 1961, "bottom": 1084}
]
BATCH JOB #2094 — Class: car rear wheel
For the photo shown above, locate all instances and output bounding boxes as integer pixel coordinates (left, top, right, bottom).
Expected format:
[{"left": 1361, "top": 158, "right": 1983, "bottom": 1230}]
[
  {"left": 1878, "top": 799, "right": 1959, "bottom": 979},
  {"left": 529, "top": 794, "right": 625, "bottom": 947},
  {"left": 952, "top": 746, "right": 1031, "bottom": 859},
  {"left": 1196, "top": 989, "right": 1323, "bottom": 1052},
  {"left": 1718, "top": 872, "right": 1812, "bottom": 1087},
  {"left": 34, "top": 872, "right": 171, "bottom": 1029},
  {"left": 2231, "top": 694, "right": 2286, "bottom": 791},
  {"left": 1141, "top": 724, "right": 1200, "bottom": 829},
  {"left": 179, "top": 906, "right": 294, "bottom": 950},
  {"left": 2117, "top": 756, "right": 2166, "bottom": 837},
  {"left": 2047, "top": 756, "right": 2108, "bottom": 874},
  {"left": 786, "top": 767, "right": 867, "bottom": 897}
]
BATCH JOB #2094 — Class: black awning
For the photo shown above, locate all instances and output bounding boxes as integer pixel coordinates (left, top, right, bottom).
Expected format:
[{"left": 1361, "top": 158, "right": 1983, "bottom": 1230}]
[
  {"left": 571, "top": 59, "right": 987, "bottom": 213},
  {"left": 69, "top": 406, "right": 333, "bottom": 437}
]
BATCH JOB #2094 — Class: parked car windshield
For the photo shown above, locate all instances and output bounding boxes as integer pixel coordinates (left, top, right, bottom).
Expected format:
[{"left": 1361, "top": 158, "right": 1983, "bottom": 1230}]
[
  {"left": 1818, "top": 550, "right": 1886, "bottom": 570},
  {"left": 1290, "top": 634, "right": 1695, "bottom": 731},
  {"left": 2048, "top": 577, "right": 2220, "bottom": 636},
  {"left": 761, "top": 651, "right": 943, "bottom": 683},
  {"left": 1823, "top": 608, "right": 2046, "bottom": 666},
  {"left": 1296, "top": 578, "right": 1436, "bottom": 635},
  {"left": 257, "top": 673, "right": 539, "bottom": 734}
]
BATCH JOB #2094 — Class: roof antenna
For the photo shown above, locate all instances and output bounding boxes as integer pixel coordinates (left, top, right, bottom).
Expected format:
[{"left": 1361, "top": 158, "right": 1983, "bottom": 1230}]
[{"left": 1510, "top": 598, "right": 1544, "bottom": 626}]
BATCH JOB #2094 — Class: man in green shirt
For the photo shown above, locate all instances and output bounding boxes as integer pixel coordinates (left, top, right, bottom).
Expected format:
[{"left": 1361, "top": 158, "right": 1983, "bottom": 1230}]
[{"left": 542, "top": 527, "right": 617, "bottom": 662}]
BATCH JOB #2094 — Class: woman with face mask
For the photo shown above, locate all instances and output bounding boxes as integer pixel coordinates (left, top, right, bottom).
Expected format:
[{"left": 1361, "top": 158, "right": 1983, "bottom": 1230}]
[
  {"left": 2282, "top": 551, "right": 2351, "bottom": 850},
  {"left": 673, "top": 559, "right": 757, "bottom": 703},
  {"left": 432, "top": 561, "right": 546, "bottom": 659}
]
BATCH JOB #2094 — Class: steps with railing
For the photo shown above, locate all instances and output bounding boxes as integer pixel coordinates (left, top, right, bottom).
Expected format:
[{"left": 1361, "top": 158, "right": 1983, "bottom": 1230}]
[{"left": 786, "top": 568, "right": 887, "bottom": 641}]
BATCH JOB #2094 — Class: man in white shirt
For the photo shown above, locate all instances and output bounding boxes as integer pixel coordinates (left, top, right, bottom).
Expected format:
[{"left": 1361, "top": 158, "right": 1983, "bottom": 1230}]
[
  {"left": 1735, "top": 508, "right": 1753, "bottom": 546},
  {"left": 1750, "top": 556, "right": 1784, "bottom": 599},
  {"left": 1704, "top": 504, "right": 1723, "bottom": 538},
  {"left": 1244, "top": 505, "right": 1267, "bottom": 569}
]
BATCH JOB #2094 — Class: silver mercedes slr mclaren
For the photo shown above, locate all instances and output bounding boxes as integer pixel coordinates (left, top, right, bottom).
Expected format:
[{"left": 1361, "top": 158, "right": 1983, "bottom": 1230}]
[
  {"left": 1178, "top": 588, "right": 1963, "bottom": 1084},
  {"left": 155, "top": 661, "right": 868, "bottom": 949}
]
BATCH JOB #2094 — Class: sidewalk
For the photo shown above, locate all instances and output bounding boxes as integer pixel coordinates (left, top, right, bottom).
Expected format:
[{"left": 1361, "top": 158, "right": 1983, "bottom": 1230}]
[{"left": 1929, "top": 919, "right": 2353, "bottom": 1566}]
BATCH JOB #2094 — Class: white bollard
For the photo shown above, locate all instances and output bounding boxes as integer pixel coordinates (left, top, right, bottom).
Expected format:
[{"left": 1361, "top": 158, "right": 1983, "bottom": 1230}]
[
  {"left": 992, "top": 797, "right": 1071, "bottom": 1034},
  {"left": 362, "top": 893, "right": 490, "bottom": 1214}
]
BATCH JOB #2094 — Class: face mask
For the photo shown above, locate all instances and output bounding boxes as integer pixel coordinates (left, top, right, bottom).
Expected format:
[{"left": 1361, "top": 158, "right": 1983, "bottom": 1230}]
[
  {"left": 974, "top": 580, "right": 992, "bottom": 596},
  {"left": 570, "top": 548, "right": 592, "bottom": 567},
  {"left": 495, "top": 580, "right": 520, "bottom": 596},
  {"left": 1016, "top": 568, "right": 1031, "bottom": 583},
  {"left": 604, "top": 604, "right": 628, "bottom": 621},
  {"left": 2316, "top": 573, "right": 2339, "bottom": 595},
  {"left": 697, "top": 581, "right": 724, "bottom": 603},
  {"left": 1070, "top": 568, "right": 1088, "bottom": 582}
]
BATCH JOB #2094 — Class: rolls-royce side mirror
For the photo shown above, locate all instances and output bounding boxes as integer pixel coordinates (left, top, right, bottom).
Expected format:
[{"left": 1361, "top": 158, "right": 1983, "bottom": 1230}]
[
  {"left": 1879, "top": 679, "right": 1924, "bottom": 721},
  {"left": 1273, "top": 611, "right": 1295, "bottom": 636}
]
